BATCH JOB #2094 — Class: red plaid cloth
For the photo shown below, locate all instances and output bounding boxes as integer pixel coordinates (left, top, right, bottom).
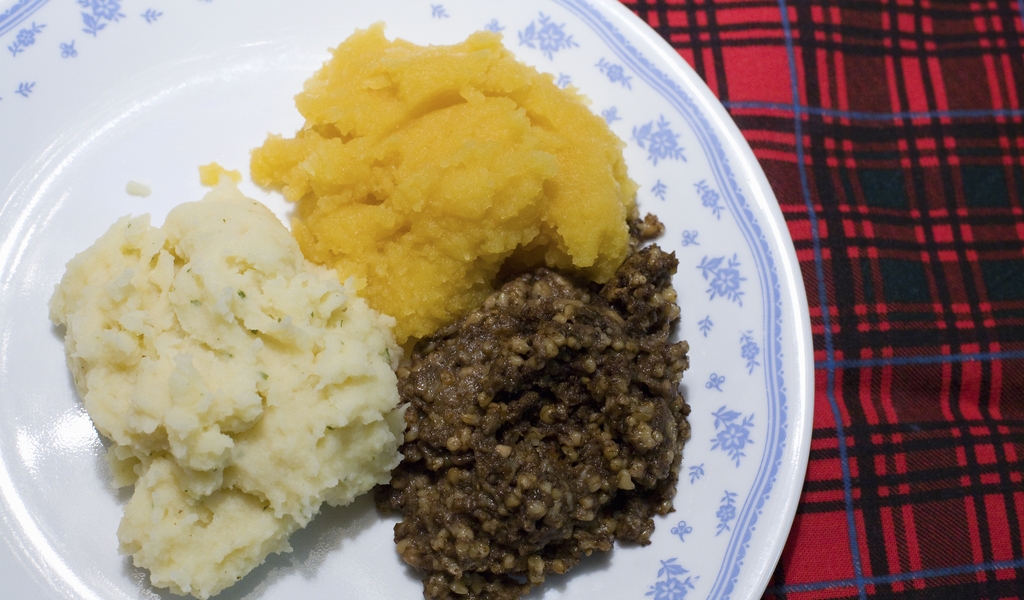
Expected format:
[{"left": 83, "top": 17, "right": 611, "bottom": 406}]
[{"left": 620, "top": 0, "right": 1024, "bottom": 598}]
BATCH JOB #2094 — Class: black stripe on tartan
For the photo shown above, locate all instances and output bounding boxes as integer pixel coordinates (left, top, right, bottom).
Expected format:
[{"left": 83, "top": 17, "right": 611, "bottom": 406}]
[
  {"left": 796, "top": 119, "right": 1024, "bottom": 355},
  {"left": 629, "top": 0, "right": 796, "bottom": 102},
  {"left": 764, "top": 566, "right": 1024, "bottom": 599},
  {"left": 795, "top": 430, "right": 849, "bottom": 513},
  {"left": 680, "top": 0, "right": 717, "bottom": 91},
  {"left": 821, "top": 359, "right": 1024, "bottom": 593},
  {"left": 723, "top": 111, "right": 797, "bottom": 145},
  {"left": 757, "top": 112, "right": 1024, "bottom": 331},
  {"left": 651, "top": 0, "right": 673, "bottom": 58},
  {"left": 895, "top": 132, "right": 965, "bottom": 350},
  {"left": 898, "top": 3, "right": 1024, "bottom": 359},
  {"left": 692, "top": 0, "right": 731, "bottom": 105},
  {"left": 980, "top": 364, "right": 1024, "bottom": 566},
  {"left": 900, "top": 5, "right": 974, "bottom": 351},
  {"left": 792, "top": 2, "right": 824, "bottom": 108},
  {"left": 877, "top": 0, "right": 956, "bottom": 368},
  {"left": 919, "top": 360, "right": 1010, "bottom": 595},
  {"left": 805, "top": 448, "right": 1021, "bottom": 496},
  {"left": 839, "top": 424, "right": 1024, "bottom": 507},
  {"left": 780, "top": 0, "right": 870, "bottom": 594},
  {"left": 770, "top": 419, "right": 1019, "bottom": 593},
  {"left": 621, "top": 0, "right": 671, "bottom": 50},
  {"left": 776, "top": 1, "right": 1024, "bottom": 61},
  {"left": 966, "top": 356, "right": 1024, "bottom": 581},
  {"left": 840, "top": 362, "right": 906, "bottom": 593},
  {"left": 797, "top": 121, "right": 1024, "bottom": 149}
]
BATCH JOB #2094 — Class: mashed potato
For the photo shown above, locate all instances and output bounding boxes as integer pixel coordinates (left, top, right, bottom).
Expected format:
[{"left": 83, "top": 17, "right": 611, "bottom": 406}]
[
  {"left": 251, "top": 25, "right": 638, "bottom": 343},
  {"left": 49, "top": 179, "right": 405, "bottom": 599}
]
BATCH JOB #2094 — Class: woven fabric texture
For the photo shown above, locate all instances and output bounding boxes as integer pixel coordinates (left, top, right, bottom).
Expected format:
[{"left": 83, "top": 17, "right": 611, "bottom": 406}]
[{"left": 619, "top": 0, "right": 1024, "bottom": 598}]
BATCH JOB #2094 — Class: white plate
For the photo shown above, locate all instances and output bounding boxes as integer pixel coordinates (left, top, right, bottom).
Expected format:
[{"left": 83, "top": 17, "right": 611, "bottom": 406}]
[{"left": 0, "top": 1, "right": 813, "bottom": 598}]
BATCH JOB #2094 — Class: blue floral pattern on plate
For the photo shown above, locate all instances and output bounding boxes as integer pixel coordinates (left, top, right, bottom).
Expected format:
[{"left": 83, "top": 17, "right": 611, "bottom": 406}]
[
  {"left": 695, "top": 179, "right": 725, "bottom": 219},
  {"left": 647, "top": 559, "right": 697, "bottom": 600},
  {"left": 518, "top": 12, "right": 577, "bottom": 59},
  {"left": 698, "top": 254, "right": 746, "bottom": 305},
  {"left": 688, "top": 463, "right": 705, "bottom": 484},
  {"left": 7, "top": 20, "right": 41, "bottom": 56},
  {"left": 740, "top": 330, "right": 761, "bottom": 373},
  {"left": 715, "top": 491, "right": 739, "bottom": 535},
  {"left": 651, "top": 178, "right": 667, "bottom": 200},
  {"left": 596, "top": 56, "right": 631, "bottom": 88},
  {"left": 632, "top": 115, "right": 686, "bottom": 164},
  {"left": 711, "top": 406, "right": 755, "bottom": 466},
  {"left": 671, "top": 521, "right": 693, "bottom": 542},
  {"left": 78, "top": 0, "right": 123, "bottom": 36},
  {"left": 698, "top": 315, "right": 713, "bottom": 336}
]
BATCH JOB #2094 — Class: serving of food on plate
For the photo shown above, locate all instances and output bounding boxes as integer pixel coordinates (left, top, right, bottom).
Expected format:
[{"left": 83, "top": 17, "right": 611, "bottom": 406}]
[{"left": 0, "top": 1, "right": 812, "bottom": 599}]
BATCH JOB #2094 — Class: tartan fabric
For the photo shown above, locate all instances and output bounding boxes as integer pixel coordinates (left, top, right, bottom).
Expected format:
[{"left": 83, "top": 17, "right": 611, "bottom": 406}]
[{"left": 619, "top": 0, "right": 1024, "bottom": 598}]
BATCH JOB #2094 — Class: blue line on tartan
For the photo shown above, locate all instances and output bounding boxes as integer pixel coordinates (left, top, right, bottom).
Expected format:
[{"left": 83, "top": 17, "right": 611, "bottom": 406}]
[
  {"left": 774, "top": 2, "right": 867, "bottom": 599},
  {"left": 722, "top": 100, "right": 1024, "bottom": 122},
  {"left": 765, "top": 557, "right": 1024, "bottom": 594},
  {"left": 819, "top": 350, "right": 1024, "bottom": 369}
]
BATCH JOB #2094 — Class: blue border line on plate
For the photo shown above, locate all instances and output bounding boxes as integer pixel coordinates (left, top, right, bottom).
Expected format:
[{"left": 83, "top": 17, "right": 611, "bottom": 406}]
[
  {"left": 0, "top": 0, "right": 48, "bottom": 38},
  {"left": 554, "top": 1, "right": 790, "bottom": 598}
]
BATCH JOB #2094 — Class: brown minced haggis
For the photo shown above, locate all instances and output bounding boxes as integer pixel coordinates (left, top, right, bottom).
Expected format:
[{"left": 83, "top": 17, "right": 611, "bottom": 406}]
[{"left": 375, "top": 233, "right": 691, "bottom": 599}]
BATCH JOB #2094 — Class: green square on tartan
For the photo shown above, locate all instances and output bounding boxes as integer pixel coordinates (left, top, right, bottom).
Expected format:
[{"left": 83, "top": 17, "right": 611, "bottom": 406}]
[
  {"left": 962, "top": 165, "right": 1009, "bottom": 207},
  {"left": 980, "top": 260, "right": 1024, "bottom": 302},
  {"left": 881, "top": 258, "right": 930, "bottom": 303},
  {"left": 860, "top": 168, "right": 908, "bottom": 209}
]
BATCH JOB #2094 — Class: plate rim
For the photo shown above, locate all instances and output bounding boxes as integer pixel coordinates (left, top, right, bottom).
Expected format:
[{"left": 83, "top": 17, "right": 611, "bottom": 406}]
[{"left": 574, "top": 0, "right": 814, "bottom": 597}]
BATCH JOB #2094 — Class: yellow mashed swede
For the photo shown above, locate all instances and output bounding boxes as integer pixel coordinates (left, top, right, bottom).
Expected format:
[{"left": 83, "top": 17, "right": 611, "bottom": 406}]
[
  {"left": 251, "top": 25, "right": 638, "bottom": 343},
  {"left": 49, "top": 179, "right": 405, "bottom": 599}
]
